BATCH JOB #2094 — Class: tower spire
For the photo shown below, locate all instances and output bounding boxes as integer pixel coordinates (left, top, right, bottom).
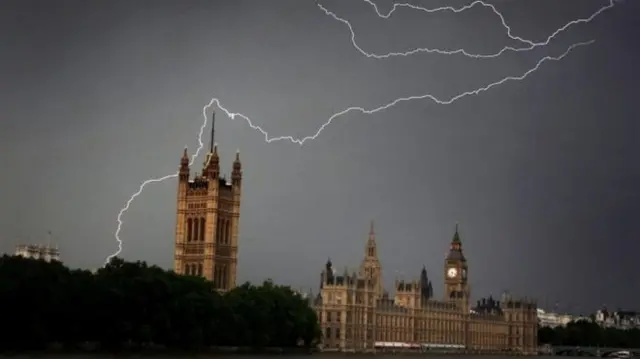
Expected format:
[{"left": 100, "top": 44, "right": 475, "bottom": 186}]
[
  {"left": 209, "top": 108, "right": 216, "bottom": 154},
  {"left": 452, "top": 222, "right": 461, "bottom": 244},
  {"left": 365, "top": 220, "right": 377, "bottom": 258}
]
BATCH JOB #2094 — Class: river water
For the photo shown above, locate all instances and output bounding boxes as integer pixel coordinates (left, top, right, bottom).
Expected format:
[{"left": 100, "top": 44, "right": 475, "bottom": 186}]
[{"left": 1, "top": 356, "right": 560, "bottom": 359}]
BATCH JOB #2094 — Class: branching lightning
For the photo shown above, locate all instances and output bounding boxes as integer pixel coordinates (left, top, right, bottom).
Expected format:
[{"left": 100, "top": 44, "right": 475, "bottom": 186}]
[
  {"left": 217, "top": 40, "right": 593, "bottom": 145},
  {"left": 105, "top": 100, "right": 214, "bottom": 264},
  {"left": 105, "top": 0, "right": 613, "bottom": 264},
  {"left": 318, "top": 0, "right": 615, "bottom": 59}
]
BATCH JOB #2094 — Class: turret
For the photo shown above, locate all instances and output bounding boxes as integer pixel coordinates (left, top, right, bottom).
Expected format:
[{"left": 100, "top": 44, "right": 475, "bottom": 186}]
[
  {"left": 232, "top": 149, "right": 242, "bottom": 187},
  {"left": 179, "top": 147, "right": 190, "bottom": 182},
  {"left": 174, "top": 147, "right": 190, "bottom": 272},
  {"left": 420, "top": 266, "right": 433, "bottom": 300}
]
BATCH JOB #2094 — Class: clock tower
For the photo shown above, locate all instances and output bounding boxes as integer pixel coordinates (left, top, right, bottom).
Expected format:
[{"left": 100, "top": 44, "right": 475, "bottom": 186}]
[{"left": 444, "top": 223, "right": 469, "bottom": 312}]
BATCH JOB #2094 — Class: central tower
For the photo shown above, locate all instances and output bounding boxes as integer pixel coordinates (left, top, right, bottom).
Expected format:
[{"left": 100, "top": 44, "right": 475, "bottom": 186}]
[
  {"left": 359, "top": 221, "right": 383, "bottom": 298},
  {"left": 174, "top": 109, "right": 243, "bottom": 291}
]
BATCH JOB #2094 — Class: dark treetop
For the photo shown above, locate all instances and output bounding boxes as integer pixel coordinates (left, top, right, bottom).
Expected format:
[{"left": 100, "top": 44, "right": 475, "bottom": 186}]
[
  {"left": 0, "top": 255, "right": 321, "bottom": 352},
  {"left": 538, "top": 320, "right": 640, "bottom": 348}
]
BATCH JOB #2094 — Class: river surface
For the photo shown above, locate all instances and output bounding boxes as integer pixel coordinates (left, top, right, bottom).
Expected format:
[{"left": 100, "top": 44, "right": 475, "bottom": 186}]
[{"left": 1, "top": 356, "right": 561, "bottom": 359}]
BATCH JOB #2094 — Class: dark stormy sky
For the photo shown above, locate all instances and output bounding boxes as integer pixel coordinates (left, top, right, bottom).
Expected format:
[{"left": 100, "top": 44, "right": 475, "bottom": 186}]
[{"left": 1, "top": 0, "right": 638, "bottom": 313}]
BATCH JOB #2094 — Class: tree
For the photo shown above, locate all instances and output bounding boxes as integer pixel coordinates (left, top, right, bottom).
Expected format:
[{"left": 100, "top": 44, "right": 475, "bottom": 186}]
[
  {"left": 538, "top": 319, "right": 640, "bottom": 348},
  {"left": 0, "top": 255, "right": 321, "bottom": 352}
]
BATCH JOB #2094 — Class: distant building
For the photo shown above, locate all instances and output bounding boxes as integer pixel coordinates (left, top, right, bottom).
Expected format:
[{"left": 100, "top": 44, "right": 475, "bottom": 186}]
[
  {"left": 15, "top": 244, "right": 60, "bottom": 263},
  {"left": 537, "top": 308, "right": 579, "bottom": 328},
  {"left": 593, "top": 308, "right": 640, "bottom": 329}
]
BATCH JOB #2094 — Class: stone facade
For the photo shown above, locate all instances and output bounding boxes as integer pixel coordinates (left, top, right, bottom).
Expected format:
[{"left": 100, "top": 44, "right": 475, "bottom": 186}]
[
  {"left": 173, "top": 110, "right": 242, "bottom": 291},
  {"left": 315, "top": 223, "right": 538, "bottom": 354}
]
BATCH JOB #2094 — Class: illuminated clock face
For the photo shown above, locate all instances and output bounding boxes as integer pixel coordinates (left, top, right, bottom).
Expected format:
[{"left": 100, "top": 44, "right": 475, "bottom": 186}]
[{"left": 447, "top": 267, "right": 458, "bottom": 278}]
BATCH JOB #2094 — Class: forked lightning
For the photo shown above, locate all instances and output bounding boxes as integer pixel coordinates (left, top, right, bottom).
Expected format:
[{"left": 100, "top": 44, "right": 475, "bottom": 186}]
[
  {"left": 323, "top": 0, "right": 615, "bottom": 59},
  {"left": 106, "top": 0, "right": 616, "bottom": 263}
]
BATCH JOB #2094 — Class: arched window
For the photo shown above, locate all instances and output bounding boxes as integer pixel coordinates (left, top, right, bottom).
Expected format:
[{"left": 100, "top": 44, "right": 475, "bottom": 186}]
[
  {"left": 197, "top": 263, "right": 203, "bottom": 276},
  {"left": 186, "top": 218, "right": 193, "bottom": 242},
  {"left": 199, "top": 217, "right": 206, "bottom": 242},
  {"left": 221, "top": 218, "right": 226, "bottom": 244},
  {"left": 221, "top": 219, "right": 226, "bottom": 244},
  {"left": 226, "top": 219, "right": 231, "bottom": 244},
  {"left": 193, "top": 218, "right": 200, "bottom": 244},
  {"left": 216, "top": 218, "right": 222, "bottom": 244},
  {"left": 184, "top": 263, "right": 189, "bottom": 275}
]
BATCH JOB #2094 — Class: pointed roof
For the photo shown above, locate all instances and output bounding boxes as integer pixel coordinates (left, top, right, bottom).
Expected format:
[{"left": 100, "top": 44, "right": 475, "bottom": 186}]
[
  {"left": 365, "top": 220, "right": 378, "bottom": 256},
  {"left": 452, "top": 222, "right": 461, "bottom": 244},
  {"left": 447, "top": 223, "right": 466, "bottom": 262},
  {"left": 180, "top": 147, "right": 189, "bottom": 167},
  {"left": 366, "top": 220, "right": 377, "bottom": 247}
]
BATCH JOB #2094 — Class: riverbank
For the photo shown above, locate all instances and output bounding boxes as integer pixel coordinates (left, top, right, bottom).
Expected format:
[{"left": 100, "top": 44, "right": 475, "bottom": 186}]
[{"left": 0, "top": 347, "right": 545, "bottom": 357}]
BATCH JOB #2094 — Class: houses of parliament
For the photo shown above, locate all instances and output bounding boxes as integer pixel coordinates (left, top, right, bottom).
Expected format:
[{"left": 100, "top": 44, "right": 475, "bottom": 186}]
[
  {"left": 171, "top": 110, "right": 537, "bottom": 353},
  {"left": 315, "top": 222, "right": 538, "bottom": 354},
  {"left": 173, "top": 110, "right": 241, "bottom": 291}
]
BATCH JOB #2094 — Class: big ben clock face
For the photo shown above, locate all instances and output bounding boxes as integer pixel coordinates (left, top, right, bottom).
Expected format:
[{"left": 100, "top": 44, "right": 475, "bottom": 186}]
[{"left": 447, "top": 267, "right": 458, "bottom": 278}]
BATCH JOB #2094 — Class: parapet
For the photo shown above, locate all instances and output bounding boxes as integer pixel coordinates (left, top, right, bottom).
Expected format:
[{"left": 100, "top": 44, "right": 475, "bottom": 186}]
[
  {"left": 395, "top": 279, "right": 419, "bottom": 293},
  {"left": 472, "top": 296, "right": 504, "bottom": 316},
  {"left": 501, "top": 292, "right": 537, "bottom": 310}
]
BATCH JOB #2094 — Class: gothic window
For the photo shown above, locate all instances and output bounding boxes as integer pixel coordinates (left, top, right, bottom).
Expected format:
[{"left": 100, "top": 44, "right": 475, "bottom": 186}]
[
  {"left": 222, "top": 219, "right": 228, "bottom": 244},
  {"left": 187, "top": 218, "right": 193, "bottom": 242},
  {"left": 197, "top": 263, "right": 203, "bottom": 276},
  {"left": 216, "top": 218, "right": 222, "bottom": 244},
  {"left": 199, "top": 217, "right": 205, "bottom": 241},
  {"left": 225, "top": 219, "right": 231, "bottom": 244},
  {"left": 184, "top": 263, "right": 189, "bottom": 275},
  {"left": 193, "top": 218, "right": 200, "bottom": 243}
]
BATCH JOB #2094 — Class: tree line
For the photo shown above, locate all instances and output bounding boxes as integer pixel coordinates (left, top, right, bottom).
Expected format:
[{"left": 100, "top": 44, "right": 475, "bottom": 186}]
[
  {"left": 539, "top": 319, "right": 640, "bottom": 348},
  {"left": 0, "top": 255, "right": 321, "bottom": 352}
]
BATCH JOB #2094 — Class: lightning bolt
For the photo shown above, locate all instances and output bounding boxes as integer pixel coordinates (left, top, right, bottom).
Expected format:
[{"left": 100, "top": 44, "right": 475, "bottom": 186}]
[
  {"left": 105, "top": 0, "right": 612, "bottom": 264},
  {"left": 318, "top": 0, "right": 615, "bottom": 59},
  {"left": 218, "top": 40, "right": 593, "bottom": 145},
  {"left": 104, "top": 99, "right": 215, "bottom": 264}
]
